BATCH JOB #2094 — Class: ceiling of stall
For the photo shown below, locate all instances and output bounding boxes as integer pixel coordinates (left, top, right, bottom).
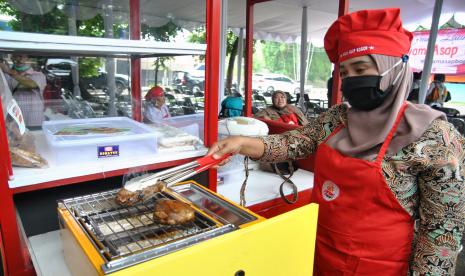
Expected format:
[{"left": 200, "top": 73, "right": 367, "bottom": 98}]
[{"left": 7, "top": 0, "right": 465, "bottom": 46}]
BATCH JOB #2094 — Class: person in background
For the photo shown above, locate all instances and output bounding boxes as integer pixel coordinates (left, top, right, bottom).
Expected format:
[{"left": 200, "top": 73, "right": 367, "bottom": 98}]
[
  {"left": 208, "top": 8, "right": 465, "bottom": 275},
  {"left": 144, "top": 86, "right": 170, "bottom": 122},
  {"left": 327, "top": 70, "right": 334, "bottom": 104},
  {"left": 0, "top": 53, "right": 46, "bottom": 127},
  {"left": 426, "top": 73, "right": 450, "bottom": 107},
  {"left": 407, "top": 71, "right": 421, "bottom": 103},
  {"left": 219, "top": 92, "right": 244, "bottom": 118},
  {"left": 255, "top": 90, "right": 308, "bottom": 126}
]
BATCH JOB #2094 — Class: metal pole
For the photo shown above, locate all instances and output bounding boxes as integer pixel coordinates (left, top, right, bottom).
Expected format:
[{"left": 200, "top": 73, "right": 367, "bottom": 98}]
[
  {"left": 244, "top": 0, "right": 254, "bottom": 116},
  {"left": 68, "top": 0, "right": 80, "bottom": 97},
  {"left": 103, "top": 0, "right": 117, "bottom": 116},
  {"left": 218, "top": 0, "right": 228, "bottom": 112},
  {"left": 299, "top": 6, "right": 307, "bottom": 111},
  {"left": 330, "top": 0, "right": 349, "bottom": 107},
  {"left": 129, "top": 0, "right": 141, "bottom": 121},
  {"left": 419, "top": 0, "right": 443, "bottom": 104},
  {"left": 236, "top": 28, "right": 244, "bottom": 93},
  {"left": 205, "top": 0, "right": 222, "bottom": 191}
]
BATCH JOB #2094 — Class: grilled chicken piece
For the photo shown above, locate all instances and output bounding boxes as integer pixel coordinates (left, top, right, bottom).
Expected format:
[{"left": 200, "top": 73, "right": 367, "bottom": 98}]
[
  {"left": 115, "top": 181, "right": 166, "bottom": 206},
  {"left": 153, "top": 199, "right": 195, "bottom": 225}
]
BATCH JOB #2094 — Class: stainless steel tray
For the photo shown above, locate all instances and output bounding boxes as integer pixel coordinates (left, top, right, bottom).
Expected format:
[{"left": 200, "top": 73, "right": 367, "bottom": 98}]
[{"left": 58, "top": 181, "right": 257, "bottom": 274}]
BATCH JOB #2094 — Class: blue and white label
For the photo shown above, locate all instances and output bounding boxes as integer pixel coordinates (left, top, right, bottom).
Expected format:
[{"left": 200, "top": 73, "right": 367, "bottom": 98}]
[{"left": 98, "top": 145, "right": 119, "bottom": 158}]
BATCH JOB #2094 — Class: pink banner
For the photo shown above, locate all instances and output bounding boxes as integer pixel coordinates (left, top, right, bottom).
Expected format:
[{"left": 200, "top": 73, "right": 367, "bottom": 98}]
[{"left": 409, "top": 29, "right": 465, "bottom": 75}]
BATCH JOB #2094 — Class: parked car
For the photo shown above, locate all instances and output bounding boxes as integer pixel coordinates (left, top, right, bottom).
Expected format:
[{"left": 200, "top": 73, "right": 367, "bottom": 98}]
[
  {"left": 44, "top": 58, "right": 130, "bottom": 96},
  {"left": 189, "top": 64, "right": 205, "bottom": 78},
  {"left": 252, "top": 73, "right": 312, "bottom": 95},
  {"left": 81, "top": 70, "right": 130, "bottom": 96},
  {"left": 172, "top": 70, "right": 205, "bottom": 92}
]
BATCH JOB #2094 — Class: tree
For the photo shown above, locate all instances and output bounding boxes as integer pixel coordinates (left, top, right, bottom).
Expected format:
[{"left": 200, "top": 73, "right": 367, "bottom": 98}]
[
  {"left": 0, "top": 2, "right": 182, "bottom": 79},
  {"left": 189, "top": 27, "right": 242, "bottom": 95},
  {"left": 141, "top": 21, "right": 181, "bottom": 85},
  {"left": 261, "top": 41, "right": 297, "bottom": 79},
  {"left": 255, "top": 40, "right": 331, "bottom": 88},
  {"left": 307, "top": 48, "right": 331, "bottom": 87}
]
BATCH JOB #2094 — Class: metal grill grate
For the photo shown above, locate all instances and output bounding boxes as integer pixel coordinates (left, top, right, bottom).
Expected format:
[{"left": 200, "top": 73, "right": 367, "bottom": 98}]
[{"left": 61, "top": 189, "right": 221, "bottom": 260}]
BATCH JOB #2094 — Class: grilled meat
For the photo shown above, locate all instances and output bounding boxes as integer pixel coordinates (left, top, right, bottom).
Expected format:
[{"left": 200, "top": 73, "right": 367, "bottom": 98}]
[
  {"left": 115, "top": 181, "right": 166, "bottom": 206},
  {"left": 153, "top": 199, "right": 195, "bottom": 225}
]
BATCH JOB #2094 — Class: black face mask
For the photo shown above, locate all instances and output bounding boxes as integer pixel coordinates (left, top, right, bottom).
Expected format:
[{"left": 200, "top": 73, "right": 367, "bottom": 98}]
[{"left": 341, "top": 75, "right": 393, "bottom": 111}]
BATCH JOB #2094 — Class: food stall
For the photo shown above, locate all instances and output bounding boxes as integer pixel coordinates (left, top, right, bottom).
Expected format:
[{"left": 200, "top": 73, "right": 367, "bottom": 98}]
[
  {"left": 0, "top": 1, "right": 320, "bottom": 275},
  {"left": 3, "top": 0, "right": 461, "bottom": 275}
]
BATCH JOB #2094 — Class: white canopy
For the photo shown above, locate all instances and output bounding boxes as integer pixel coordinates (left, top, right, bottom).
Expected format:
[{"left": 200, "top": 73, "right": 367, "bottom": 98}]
[
  {"left": 6, "top": 0, "right": 465, "bottom": 46},
  {"left": 227, "top": 0, "right": 465, "bottom": 46}
]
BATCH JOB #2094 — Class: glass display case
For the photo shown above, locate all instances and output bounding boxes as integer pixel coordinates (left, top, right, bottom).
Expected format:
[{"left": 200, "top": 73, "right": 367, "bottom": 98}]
[{"left": 0, "top": 1, "right": 223, "bottom": 275}]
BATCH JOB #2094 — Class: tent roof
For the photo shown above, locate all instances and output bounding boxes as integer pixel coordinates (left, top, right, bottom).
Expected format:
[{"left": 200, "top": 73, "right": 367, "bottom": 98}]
[
  {"left": 226, "top": 0, "right": 465, "bottom": 45},
  {"left": 7, "top": 0, "right": 465, "bottom": 46}
]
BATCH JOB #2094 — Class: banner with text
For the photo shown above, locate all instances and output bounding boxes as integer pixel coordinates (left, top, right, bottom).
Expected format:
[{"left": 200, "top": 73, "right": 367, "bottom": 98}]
[{"left": 409, "top": 29, "right": 465, "bottom": 75}]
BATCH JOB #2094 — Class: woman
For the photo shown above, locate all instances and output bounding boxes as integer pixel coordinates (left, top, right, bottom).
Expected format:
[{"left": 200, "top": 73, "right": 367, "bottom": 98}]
[
  {"left": 208, "top": 8, "right": 465, "bottom": 275},
  {"left": 255, "top": 90, "right": 308, "bottom": 126},
  {"left": 426, "top": 73, "right": 450, "bottom": 107},
  {"left": 0, "top": 53, "right": 46, "bottom": 127},
  {"left": 144, "top": 86, "right": 171, "bottom": 122},
  {"left": 219, "top": 92, "right": 244, "bottom": 118}
]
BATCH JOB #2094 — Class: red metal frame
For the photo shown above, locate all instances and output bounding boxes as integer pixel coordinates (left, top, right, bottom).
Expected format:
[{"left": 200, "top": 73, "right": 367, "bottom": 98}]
[
  {"left": 330, "top": 0, "right": 349, "bottom": 107},
  {"left": 244, "top": 0, "right": 272, "bottom": 117},
  {"left": 204, "top": 0, "right": 222, "bottom": 192},
  {"left": 11, "top": 157, "right": 199, "bottom": 194},
  {"left": 0, "top": 99, "right": 34, "bottom": 276},
  {"left": 0, "top": 107, "right": 12, "bottom": 178},
  {"left": 0, "top": 1, "right": 352, "bottom": 273},
  {"left": 130, "top": 0, "right": 142, "bottom": 121}
]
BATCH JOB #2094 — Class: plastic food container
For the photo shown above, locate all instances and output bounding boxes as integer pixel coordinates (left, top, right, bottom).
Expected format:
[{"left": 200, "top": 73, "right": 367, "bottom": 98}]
[{"left": 42, "top": 117, "right": 157, "bottom": 164}]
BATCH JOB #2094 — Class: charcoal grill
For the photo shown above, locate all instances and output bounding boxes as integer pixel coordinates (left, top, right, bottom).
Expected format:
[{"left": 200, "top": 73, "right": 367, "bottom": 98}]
[{"left": 58, "top": 181, "right": 261, "bottom": 274}]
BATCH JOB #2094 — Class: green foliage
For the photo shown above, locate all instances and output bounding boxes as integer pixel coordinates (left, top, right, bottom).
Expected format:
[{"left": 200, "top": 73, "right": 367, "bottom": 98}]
[
  {"left": 188, "top": 27, "right": 240, "bottom": 61},
  {"left": 261, "top": 41, "right": 297, "bottom": 79},
  {"left": 142, "top": 21, "right": 181, "bottom": 42},
  {"left": 76, "top": 14, "right": 105, "bottom": 37},
  {"left": 141, "top": 21, "right": 182, "bottom": 81},
  {"left": 79, "top": 58, "right": 103, "bottom": 77},
  {"left": 0, "top": 2, "right": 67, "bottom": 34},
  {"left": 308, "top": 49, "right": 331, "bottom": 87},
  {"left": 253, "top": 40, "right": 331, "bottom": 87},
  {"left": 0, "top": 1, "right": 181, "bottom": 78},
  {"left": 189, "top": 27, "right": 206, "bottom": 44}
]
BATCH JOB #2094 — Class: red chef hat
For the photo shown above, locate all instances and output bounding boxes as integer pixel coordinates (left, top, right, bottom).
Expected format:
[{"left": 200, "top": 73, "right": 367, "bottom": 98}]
[
  {"left": 145, "top": 86, "right": 164, "bottom": 100},
  {"left": 324, "top": 8, "right": 413, "bottom": 63}
]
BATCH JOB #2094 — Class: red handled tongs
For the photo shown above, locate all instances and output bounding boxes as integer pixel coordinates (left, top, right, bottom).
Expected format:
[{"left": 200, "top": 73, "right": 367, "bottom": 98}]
[{"left": 124, "top": 153, "right": 232, "bottom": 190}]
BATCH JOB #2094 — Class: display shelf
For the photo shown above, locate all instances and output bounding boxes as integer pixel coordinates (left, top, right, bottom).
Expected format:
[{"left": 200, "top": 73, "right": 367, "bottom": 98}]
[
  {"left": 0, "top": 31, "right": 206, "bottom": 57},
  {"left": 9, "top": 131, "right": 207, "bottom": 193}
]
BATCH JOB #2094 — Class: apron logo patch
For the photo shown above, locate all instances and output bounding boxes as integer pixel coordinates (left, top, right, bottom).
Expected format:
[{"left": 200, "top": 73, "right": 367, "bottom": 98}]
[{"left": 322, "top": 180, "right": 340, "bottom": 201}]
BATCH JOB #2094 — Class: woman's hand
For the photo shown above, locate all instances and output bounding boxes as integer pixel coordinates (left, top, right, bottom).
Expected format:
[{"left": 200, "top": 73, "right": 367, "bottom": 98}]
[
  {"left": 207, "top": 136, "right": 265, "bottom": 168},
  {"left": 207, "top": 136, "right": 244, "bottom": 167}
]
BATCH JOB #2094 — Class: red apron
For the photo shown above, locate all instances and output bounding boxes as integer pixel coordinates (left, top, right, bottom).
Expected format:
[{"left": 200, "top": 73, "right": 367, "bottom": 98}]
[
  {"left": 311, "top": 103, "right": 413, "bottom": 275},
  {"left": 278, "top": 113, "right": 299, "bottom": 125}
]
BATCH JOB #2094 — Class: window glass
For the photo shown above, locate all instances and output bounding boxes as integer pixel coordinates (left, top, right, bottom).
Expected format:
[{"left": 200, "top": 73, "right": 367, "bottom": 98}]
[
  {"left": 0, "top": 0, "right": 130, "bottom": 39},
  {"left": 251, "top": 2, "right": 333, "bottom": 113},
  {"left": 140, "top": 54, "right": 205, "bottom": 142}
]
